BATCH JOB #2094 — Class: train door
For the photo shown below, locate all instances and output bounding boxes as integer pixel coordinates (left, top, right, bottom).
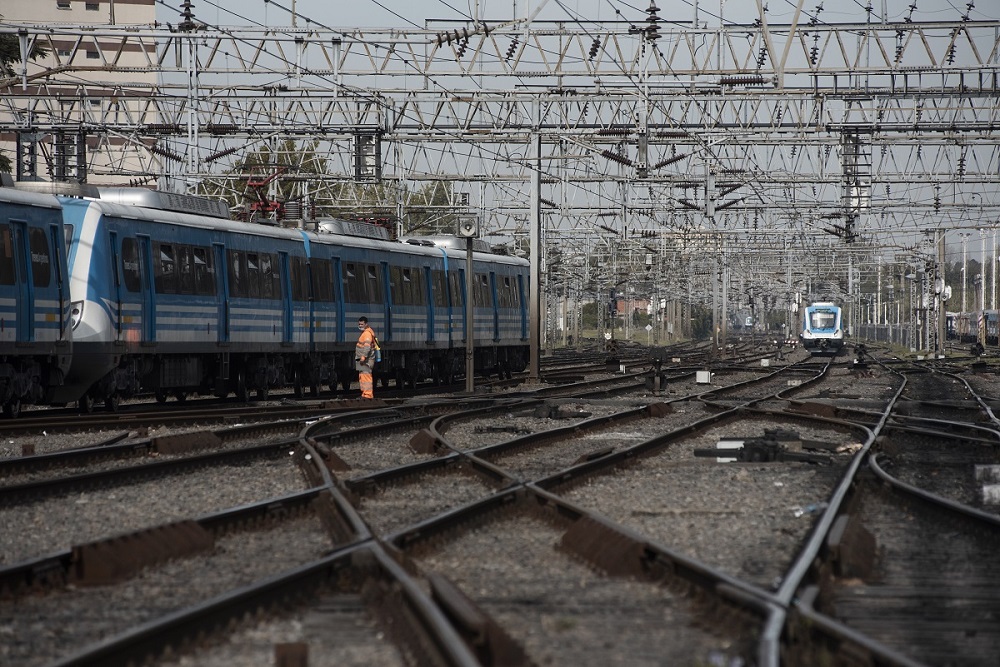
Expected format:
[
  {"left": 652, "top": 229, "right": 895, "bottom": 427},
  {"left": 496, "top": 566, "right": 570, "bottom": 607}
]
[
  {"left": 48, "top": 224, "right": 66, "bottom": 338},
  {"left": 137, "top": 235, "right": 156, "bottom": 342},
  {"left": 458, "top": 267, "right": 469, "bottom": 342},
  {"left": 108, "top": 231, "right": 124, "bottom": 342},
  {"left": 438, "top": 250, "right": 453, "bottom": 345},
  {"left": 11, "top": 222, "right": 33, "bottom": 343},
  {"left": 423, "top": 265, "right": 434, "bottom": 342},
  {"left": 279, "top": 252, "right": 293, "bottom": 344},
  {"left": 333, "top": 257, "right": 344, "bottom": 343},
  {"left": 380, "top": 261, "right": 391, "bottom": 341},
  {"left": 517, "top": 274, "right": 527, "bottom": 339},
  {"left": 213, "top": 243, "right": 229, "bottom": 343},
  {"left": 489, "top": 271, "right": 499, "bottom": 342}
]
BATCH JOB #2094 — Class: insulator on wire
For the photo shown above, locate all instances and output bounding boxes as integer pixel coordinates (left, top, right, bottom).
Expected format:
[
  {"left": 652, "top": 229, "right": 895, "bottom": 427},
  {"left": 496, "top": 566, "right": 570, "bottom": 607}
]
[
  {"left": 178, "top": 0, "right": 196, "bottom": 32},
  {"left": 149, "top": 144, "right": 184, "bottom": 162},
  {"left": 645, "top": 2, "right": 660, "bottom": 42},
  {"left": 718, "top": 74, "right": 766, "bottom": 86},
  {"left": 505, "top": 38, "right": 519, "bottom": 61},
  {"left": 651, "top": 153, "right": 687, "bottom": 170},
  {"left": 601, "top": 150, "right": 633, "bottom": 166},
  {"left": 205, "top": 146, "right": 241, "bottom": 162},
  {"left": 597, "top": 127, "right": 633, "bottom": 137}
]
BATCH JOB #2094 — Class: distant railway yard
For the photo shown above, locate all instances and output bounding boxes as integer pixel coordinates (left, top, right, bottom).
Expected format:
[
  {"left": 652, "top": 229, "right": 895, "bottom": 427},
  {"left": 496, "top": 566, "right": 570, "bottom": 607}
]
[
  {"left": 0, "top": 339, "right": 999, "bottom": 666},
  {"left": 2, "top": 3, "right": 1000, "bottom": 664}
]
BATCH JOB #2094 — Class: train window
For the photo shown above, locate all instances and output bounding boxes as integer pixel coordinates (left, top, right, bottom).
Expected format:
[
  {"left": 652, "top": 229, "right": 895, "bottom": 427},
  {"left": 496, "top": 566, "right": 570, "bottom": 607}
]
[
  {"left": 810, "top": 311, "right": 836, "bottom": 328},
  {"left": 449, "top": 271, "right": 463, "bottom": 307},
  {"left": 28, "top": 228, "right": 51, "bottom": 288},
  {"left": 399, "top": 267, "right": 424, "bottom": 306},
  {"left": 63, "top": 224, "right": 73, "bottom": 255},
  {"left": 227, "top": 250, "right": 245, "bottom": 298},
  {"left": 246, "top": 253, "right": 261, "bottom": 298},
  {"left": 291, "top": 257, "right": 307, "bottom": 301},
  {"left": 312, "top": 258, "right": 335, "bottom": 302},
  {"left": 390, "top": 266, "right": 404, "bottom": 305},
  {"left": 401, "top": 267, "right": 414, "bottom": 305},
  {"left": 343, "top": 263, "right": 358, "bottom": 302},
  {"left": 414, "top": 269, "right": 427, "bottom": 306},
  {"left": 365, "top": 264, "right": 383, "bottom": 302},
  {"left": 121, "top": 238, "right": 141, "bottom": 292},
  {"left": 259, "top": 254, "right": 274, "bottom": 299},
  {"left": 268, "top": 254, "right": 280, "bottom": 300},
  {"left": 178, "top": 246, "right": 195, "bottom": 294},
  {"left": 508, "top": 277, "right": 518, "bottom": 306},
  {"left": 474, "top": 273, "right": 489, "bottom": 307},
  {"left": 496, "top": 276, "right": 508, "bottom": 307},
  {"left": 192, "top": 247, "right": 215, "bottom": 296},
  {"left": 0, "top": 226, "right": 14, "bottom": 286},
  {"left": 432, "top": 270, "right": 447, "bottom": 307},
  {"left": 155, "top": 244, "right": 177, "bottom": 294}
]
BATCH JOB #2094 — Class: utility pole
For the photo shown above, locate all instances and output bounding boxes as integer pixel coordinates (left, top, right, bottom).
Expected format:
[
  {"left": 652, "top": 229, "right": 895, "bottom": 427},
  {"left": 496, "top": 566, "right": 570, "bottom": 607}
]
[
  {"left": 528, "top": 102, "right": 541, "bottom": 382},
  {"left": 465, "top": 235, "right": 475, "bottom": 392},
  {"left": 937, "top": 229, "right": 946, "bottom": 357}
]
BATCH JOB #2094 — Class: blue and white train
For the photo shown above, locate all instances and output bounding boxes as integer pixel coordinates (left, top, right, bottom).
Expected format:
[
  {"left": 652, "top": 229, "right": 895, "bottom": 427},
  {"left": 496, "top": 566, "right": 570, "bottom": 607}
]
[
  {"left": 0, "top": 186, "right": 73, "bottom": 417},
  {"left": 799, "top": 301, "right": 844, "bottom": 355},
  {"left": 2, "top": 183, "right": 529, "bottom": 413}
]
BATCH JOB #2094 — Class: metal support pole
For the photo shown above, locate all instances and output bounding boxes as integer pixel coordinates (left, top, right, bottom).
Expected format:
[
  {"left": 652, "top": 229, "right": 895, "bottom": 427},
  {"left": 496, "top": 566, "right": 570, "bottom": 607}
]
[
  {"left": 993, "top": 228, "right": 997, "bottom": 315},
  {"left": 937, "top": 230, "right": 946, "bottom": 357},
  {"left": 465, "top": 237, "right": 475, "bottom": 393},
  {"left": 528, "top": 108, "right": 542, "bottom": 382}
]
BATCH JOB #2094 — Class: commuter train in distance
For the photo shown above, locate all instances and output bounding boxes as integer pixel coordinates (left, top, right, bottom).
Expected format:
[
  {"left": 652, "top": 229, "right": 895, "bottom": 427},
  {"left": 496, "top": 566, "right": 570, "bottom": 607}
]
[
  {"left": 0, "top": 181, "right": 530, "bottom": 414},
  {"left": 799, "top": 301, "right": 844, "bottom": 355}
]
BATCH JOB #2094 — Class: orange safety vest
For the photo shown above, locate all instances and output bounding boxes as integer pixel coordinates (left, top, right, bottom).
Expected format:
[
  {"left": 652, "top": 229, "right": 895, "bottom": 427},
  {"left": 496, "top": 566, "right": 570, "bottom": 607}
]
[{"left": 356, "top": 326, "right": 376, "bottom": 360}]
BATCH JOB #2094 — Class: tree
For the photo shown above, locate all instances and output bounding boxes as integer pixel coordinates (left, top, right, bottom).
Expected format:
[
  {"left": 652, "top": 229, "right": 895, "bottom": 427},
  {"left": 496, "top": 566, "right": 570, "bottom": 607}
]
[
  {"left": 197, "top": 139, "right": 330, "bottom": 218},
  {"left": 400, "top": 180, "right": 457, "bottom": 236},
  {"left": 0, "top": 25, "right": 49, "bottom": 174}
]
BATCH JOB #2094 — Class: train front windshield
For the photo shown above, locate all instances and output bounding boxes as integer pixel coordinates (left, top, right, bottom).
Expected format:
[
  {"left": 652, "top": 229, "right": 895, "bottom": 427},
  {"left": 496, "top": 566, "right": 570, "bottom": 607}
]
[{"left": 809, "top": 311, "right": 837, "bottom": 330}]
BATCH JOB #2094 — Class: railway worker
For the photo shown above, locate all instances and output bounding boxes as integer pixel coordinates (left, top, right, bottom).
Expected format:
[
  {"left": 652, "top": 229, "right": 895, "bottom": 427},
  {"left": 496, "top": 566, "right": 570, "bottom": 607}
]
[{"left": 355, "top": 316, "right": 378, "bottom": 399}]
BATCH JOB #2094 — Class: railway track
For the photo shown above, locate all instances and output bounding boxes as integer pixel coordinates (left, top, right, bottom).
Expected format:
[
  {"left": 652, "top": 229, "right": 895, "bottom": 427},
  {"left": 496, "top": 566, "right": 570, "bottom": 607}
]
[{"left": 5, "top": 343, "right": 999, "bottom": 665}]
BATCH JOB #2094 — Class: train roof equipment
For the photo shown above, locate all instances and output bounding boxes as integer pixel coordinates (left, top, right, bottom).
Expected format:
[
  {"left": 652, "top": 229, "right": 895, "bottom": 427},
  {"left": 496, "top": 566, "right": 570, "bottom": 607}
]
[
  {"left": 12, "top": 180, "right": 101, "bottom": 199},
  {"left": 401, "top": 235, "right": 494, "bottom": 253},
  {"left": 316, "top": 219, "right": 391, "bottom": 241},
  {"left": 95, "top": 187, "right": 231, "bottom": 220}
]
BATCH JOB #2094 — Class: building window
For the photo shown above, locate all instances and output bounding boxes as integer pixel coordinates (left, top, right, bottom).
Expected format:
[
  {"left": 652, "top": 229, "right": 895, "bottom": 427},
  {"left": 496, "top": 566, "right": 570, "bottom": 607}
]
[
  {"left": 57, "top": 49, "right": 71, "bottom": 58},
  {"left": 56, "top": 0, "right": 71, "bottom": 9},
  {"left": 86, "top": 50, "right": 99, "bottom": 59},
  {"left": 86, "top": 2, "right": 100, "bottom": 10}
]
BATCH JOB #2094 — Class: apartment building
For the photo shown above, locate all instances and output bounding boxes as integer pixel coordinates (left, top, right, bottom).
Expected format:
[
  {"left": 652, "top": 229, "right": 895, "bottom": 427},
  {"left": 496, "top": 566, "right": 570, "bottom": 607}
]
[{"left": 1, "top": 0, "right": 159, "bottom": 184}]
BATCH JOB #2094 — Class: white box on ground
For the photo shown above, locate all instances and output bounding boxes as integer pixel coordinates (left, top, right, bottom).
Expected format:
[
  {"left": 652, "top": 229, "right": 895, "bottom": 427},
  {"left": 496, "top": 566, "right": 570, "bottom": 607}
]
[
  {"left": 983, "top": 484, "right": 1000, "bottom": 504},
  {"left": 716, "top": 438, "right": 743, "bottom": 463},
  {"left": 696, "top": 370, "right": 713, "bottom": 384}
]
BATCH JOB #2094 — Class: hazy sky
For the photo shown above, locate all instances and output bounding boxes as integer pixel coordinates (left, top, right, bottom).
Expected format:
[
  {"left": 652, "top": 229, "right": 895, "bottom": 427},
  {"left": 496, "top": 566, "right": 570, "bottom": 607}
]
[{"left": 159, "top": 0, "right": 999, "bottom": 32}]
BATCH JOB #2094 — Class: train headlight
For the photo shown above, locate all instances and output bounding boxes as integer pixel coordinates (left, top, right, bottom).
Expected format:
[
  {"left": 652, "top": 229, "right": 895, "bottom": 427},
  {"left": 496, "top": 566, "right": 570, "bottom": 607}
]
[{"left": 70, "top": 301, "right": 84, "bottom": 330}]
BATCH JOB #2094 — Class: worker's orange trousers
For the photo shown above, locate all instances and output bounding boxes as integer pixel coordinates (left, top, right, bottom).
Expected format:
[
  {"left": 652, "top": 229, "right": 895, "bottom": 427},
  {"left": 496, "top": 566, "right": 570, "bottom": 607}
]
[{"left": 359, "top": 371, "right": 374, "bottom": 399}]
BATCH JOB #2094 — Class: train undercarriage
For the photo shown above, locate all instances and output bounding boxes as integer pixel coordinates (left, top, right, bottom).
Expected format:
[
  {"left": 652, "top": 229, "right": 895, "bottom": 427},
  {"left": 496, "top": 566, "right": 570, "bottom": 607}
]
[{"left": 72, "top": 344, "right": 529, "bottom": 411}]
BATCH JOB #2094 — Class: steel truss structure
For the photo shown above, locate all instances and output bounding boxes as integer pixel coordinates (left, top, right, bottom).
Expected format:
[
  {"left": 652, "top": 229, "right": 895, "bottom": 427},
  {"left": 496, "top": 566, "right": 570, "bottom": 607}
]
[{"left": 2, "top": 3, "right": 999, "bottom": 333}]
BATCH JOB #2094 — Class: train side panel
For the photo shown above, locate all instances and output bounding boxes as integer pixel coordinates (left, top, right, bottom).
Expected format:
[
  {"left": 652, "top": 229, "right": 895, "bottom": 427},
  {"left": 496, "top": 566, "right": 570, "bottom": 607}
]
[{"left": 0, "top": 188, "right": 72, "bottom": 415}]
